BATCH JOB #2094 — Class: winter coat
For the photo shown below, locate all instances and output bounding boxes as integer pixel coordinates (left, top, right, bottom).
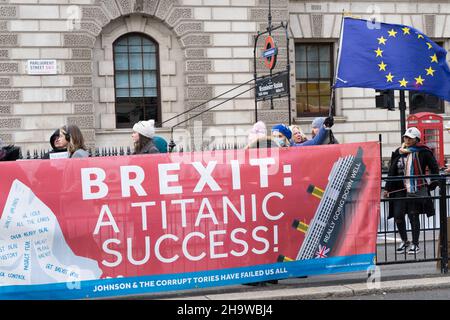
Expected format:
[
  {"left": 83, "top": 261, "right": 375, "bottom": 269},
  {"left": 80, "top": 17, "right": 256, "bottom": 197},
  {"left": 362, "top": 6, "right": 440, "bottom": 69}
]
[
  {"left": 134, "top": 139, "right": 160, "bottom": 155},
  {"left": 0, "top": 145, "right": 20, "bottom": 161},
  {"left": 385, "top": 146, "right": 439, "bottom": 218},
  {"left": 42, "top": 129, "right": 67, "bottom": 159},
  {"left": 70, "top": 149, "right": 89, "bottom": 158}
]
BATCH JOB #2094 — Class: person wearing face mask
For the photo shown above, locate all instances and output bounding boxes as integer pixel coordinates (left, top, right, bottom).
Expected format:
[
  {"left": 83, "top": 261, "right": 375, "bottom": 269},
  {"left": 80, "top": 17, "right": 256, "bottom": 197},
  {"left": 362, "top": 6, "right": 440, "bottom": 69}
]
[{"left": 271, "top": 124, "right": 292, "bottom": 147}]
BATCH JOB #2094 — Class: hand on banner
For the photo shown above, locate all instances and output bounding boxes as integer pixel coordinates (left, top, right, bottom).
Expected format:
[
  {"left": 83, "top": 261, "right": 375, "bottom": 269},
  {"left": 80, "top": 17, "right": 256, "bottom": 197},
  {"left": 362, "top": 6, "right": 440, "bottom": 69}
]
[
  {"left": 383, "top": 190, "right": 389, "bottom": 198},
  {"left": 324, "top": 116, "right": 334, "bottom": 128}
]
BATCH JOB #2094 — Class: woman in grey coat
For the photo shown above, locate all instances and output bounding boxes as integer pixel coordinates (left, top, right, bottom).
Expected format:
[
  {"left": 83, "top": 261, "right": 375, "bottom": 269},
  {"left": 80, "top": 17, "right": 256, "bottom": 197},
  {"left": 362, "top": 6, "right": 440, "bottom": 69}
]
[{"left": 59, "top": 125, "right": 89, "bottom": 158}]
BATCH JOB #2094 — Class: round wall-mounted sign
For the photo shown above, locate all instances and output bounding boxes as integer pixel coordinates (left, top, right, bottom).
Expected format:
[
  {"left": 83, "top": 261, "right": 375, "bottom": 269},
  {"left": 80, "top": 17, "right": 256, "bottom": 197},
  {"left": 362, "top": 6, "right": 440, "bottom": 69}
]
[{"left": 263, "top": 36, "right": 278, "bottom": 70}]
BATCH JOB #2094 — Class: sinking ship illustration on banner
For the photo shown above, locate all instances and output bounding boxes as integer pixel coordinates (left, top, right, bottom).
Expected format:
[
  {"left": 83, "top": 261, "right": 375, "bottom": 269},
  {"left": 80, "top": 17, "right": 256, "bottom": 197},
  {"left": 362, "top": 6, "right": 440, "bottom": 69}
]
[{"left": 278, "top": 147, "right": 366, "bottom": 262}]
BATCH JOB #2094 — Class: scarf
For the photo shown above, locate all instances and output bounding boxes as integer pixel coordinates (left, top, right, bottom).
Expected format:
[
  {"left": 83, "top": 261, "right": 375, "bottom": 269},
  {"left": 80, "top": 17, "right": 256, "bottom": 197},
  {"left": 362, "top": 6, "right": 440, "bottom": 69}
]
[{"left": 403, "top": 144, "right": 429, "bottom": 193}]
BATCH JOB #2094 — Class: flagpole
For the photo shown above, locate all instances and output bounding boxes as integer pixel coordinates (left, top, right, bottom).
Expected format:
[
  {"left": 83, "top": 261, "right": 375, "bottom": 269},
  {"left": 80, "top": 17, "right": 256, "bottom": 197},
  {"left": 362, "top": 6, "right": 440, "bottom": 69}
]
[
  {"left": 329, "top": 11, "right": 346, "bottom": 118},
  {"left": 399, "top": 90, "right": 407, "bottom": 142}
]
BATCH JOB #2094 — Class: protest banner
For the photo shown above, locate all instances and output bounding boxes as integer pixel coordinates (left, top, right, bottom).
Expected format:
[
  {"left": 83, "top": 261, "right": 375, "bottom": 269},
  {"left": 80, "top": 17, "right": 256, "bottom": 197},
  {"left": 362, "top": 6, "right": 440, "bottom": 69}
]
[{"left": 0, "top": 142, "right": 380, "bottom": 299}]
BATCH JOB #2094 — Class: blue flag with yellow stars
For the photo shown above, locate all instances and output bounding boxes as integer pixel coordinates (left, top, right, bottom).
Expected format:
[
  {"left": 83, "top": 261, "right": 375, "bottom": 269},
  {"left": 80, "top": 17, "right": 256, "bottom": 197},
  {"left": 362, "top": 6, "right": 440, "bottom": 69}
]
[{"left": 334, "top": 17, "right": 450, "bottom": 102}]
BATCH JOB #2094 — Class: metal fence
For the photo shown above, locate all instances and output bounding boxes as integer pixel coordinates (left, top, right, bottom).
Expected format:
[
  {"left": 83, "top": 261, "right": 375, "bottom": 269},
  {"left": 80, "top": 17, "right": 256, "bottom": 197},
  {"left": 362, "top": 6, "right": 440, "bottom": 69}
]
[
  {"left": 17, "top": 143, "right": 248, "bottom": 159},
  {"left": 378, "top": 174, "right": 448, "bottom": 273}
]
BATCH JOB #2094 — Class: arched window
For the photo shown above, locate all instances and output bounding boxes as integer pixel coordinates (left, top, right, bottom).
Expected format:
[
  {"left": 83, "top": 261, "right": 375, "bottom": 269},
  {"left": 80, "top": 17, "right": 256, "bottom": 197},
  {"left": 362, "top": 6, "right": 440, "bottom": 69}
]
[{"left": 113, "top": 33, "right": 160, "bottom": 128}]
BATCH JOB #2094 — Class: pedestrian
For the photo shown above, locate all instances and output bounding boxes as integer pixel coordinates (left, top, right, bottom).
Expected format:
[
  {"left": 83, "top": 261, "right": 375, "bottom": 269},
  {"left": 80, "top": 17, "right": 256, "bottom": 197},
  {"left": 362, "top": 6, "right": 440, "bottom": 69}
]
[
  {"left": 59, "top": 125, "right": 89, "bottom": 158},
  {"left": 310, "top": 117, "right": 339, "bottom": 145},
  {"left": 43, "top": 129, "right": 68, "bottom": 159},
  {"left": 132, "top": 119, "right": 160, "bottom": 154},
  {"left": 271, "top": 124, "right": 291, "bottom": 147},
  {"left": 289, "top": 125, "right": 308, "bottom": 145},
  {"left": 384, "top": 127, "right": 439, "bottom": 255}
]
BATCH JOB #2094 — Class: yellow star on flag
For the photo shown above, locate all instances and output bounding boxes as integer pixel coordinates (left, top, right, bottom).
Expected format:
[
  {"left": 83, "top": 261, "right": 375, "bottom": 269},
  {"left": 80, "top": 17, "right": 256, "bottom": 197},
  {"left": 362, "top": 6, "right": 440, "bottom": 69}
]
[
  {"left": 430, "top": 54, "right": 438, "bottom": 63},
  {"left": 417, "top": 34, "right": 424, "bottom": 39},
  {"left": 388, "top": 29, "right": 397, "bottom": 37},
  {"left": 378, "top": 61, "right": 387, "bottom": 71},
  {"left": 374, "top": 47, "right": 383, "bottom": 57},
  {"left": 426, "top": 42, "right": 433, "bottom": 49},
  {"left": 377, "top": 36, "right": 387, "bottom": 45},
  {"left": 415, "top": 75, "right": 425, "bottom": 85},
  {"left": 399, "top": 78, "right": 408, "bottom": 87},
  {"left": 425, "top": 66, "right": 436, "bottom": 76},
  {"left": 386, "top": 73, "right": 394, "bottom": 82},
  {"left": 402, "top": 27, "right": 410, "bottom": 35}
]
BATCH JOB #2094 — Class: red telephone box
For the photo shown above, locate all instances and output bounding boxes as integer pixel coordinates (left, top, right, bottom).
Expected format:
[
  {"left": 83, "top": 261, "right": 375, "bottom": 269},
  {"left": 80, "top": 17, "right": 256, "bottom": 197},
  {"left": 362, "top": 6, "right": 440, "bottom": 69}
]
[{"left": 407, "top": 112, "right": 444, "bottom": 167}]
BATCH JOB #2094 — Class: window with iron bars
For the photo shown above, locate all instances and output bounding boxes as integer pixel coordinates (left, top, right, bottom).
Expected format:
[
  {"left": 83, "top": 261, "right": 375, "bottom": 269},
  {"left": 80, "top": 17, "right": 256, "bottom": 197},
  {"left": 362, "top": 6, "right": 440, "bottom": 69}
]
[
  {"left": 295, "top": 43, "right": 334, "bottom": 117},
  {"left": 113, "top": 33, "right": 161, "bottom": 128}
]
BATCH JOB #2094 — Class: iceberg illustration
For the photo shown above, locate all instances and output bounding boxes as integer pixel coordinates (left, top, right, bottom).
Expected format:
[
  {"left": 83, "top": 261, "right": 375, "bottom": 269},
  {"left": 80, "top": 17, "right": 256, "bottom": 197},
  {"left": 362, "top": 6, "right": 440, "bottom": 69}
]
[{"left": 0, "top": 179, "right": 102, "bottom": 286}]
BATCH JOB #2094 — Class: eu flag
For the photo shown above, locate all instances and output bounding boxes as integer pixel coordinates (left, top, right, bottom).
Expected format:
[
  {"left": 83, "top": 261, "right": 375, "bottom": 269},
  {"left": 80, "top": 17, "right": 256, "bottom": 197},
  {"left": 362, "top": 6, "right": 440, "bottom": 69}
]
[{"left": 334, "top": 17, "right": 450, "bottom": 102}]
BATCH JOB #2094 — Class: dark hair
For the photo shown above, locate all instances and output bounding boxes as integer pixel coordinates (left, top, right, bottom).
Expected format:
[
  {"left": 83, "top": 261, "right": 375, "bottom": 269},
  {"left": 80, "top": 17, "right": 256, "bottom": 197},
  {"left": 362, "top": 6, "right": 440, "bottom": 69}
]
[{"left": 134, "top": 134, "right": 151, "bottom": 154}]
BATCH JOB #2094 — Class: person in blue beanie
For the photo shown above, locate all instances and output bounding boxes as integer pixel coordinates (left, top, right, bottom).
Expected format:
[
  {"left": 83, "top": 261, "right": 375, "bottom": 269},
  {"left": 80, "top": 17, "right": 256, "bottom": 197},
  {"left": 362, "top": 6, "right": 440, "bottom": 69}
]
[{"left": 271, "top": 124, "right": 292, "bottom": 147}]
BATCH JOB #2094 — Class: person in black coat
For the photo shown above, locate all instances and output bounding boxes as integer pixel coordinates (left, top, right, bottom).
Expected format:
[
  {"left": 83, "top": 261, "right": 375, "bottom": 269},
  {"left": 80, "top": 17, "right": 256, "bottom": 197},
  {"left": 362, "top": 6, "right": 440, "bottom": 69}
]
[
  {"left": 42, "top": 128, "right": 68, "bottom": 159},
  {"left": 0, "top": 138, "right": 20, "bottom": 161},
  {"left": 384, "top": 127, "right": 439, "bottom": 255}
]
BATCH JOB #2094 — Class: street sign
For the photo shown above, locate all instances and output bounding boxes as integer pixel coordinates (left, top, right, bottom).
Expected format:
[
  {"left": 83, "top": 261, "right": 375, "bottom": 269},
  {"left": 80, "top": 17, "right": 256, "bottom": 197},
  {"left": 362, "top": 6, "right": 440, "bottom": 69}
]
[
  {"left": 263, "top": 36, "right": 277, "bottom": 70},
  {"left": 27, "top": 60, "right": 57, "bottom": 75},
  {"left": 255, "top": 71, "right": 289, "bottom": 101}
]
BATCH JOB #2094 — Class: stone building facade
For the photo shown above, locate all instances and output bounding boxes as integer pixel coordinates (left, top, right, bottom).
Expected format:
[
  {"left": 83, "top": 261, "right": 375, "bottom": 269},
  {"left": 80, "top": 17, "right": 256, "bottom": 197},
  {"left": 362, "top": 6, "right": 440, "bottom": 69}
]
[{"left": 0, "top": 0, "right": 449, "bottom": 160}]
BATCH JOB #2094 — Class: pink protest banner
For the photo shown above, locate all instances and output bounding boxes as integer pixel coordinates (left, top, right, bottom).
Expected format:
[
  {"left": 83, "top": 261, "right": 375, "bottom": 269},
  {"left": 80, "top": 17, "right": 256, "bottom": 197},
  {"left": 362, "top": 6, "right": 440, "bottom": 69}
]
[{"left": 0, "top": 142, "right": 380, "bottom": 299}]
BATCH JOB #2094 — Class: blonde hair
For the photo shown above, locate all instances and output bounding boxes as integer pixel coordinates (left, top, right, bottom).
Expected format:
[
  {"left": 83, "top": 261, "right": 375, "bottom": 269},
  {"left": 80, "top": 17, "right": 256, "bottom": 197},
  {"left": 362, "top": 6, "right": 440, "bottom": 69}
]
[{"left": 289, "top": 125, "right": 307, "bottom": 140}]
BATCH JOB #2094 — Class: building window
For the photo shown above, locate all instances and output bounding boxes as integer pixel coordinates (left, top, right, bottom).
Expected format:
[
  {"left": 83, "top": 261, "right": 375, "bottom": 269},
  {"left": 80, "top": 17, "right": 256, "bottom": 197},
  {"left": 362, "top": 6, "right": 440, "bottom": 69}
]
[
  {"left": 113, "top": 33, "right": 160, "bottom": 128},
  {"left": 295, "top": 43, "right": 333, "bottom": 117}
]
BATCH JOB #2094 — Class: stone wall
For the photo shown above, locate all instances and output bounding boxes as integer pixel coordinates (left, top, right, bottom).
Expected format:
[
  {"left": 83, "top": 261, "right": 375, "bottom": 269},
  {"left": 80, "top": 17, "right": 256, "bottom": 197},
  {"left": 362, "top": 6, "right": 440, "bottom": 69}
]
[
  {"left": 1, "top": 0, "right": 449, "bottom": 158},
  {"left": 0, "top": 0, "right": 291, "bottom": 153},
  {"left": 290, "top": 1, "right": 450, "bottom": 158}
]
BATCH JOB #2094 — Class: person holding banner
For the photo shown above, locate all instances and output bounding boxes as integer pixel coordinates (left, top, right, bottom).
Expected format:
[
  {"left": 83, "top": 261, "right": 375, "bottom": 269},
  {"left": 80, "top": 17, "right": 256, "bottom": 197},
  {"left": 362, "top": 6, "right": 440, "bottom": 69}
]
[
  {"left": 290, "top": 117, "right": 335, "bottom": 147},
  {"left": 42, "top": 129, "right": 68, "bottom": 159},
  {"left": 271, "top": 124, "right": 292, "bottom": 147},
  {"left": 131, "top": 119, "right": 160, "bottom": 154},
  {"left": 244, "top": 121, "right": 278, "bottom": 149},
  {"left": 59, "top": 125, "right": 89, "bottom": 158},
  {"left": 384, "top": 127, "right": 439, "bottom": 255},
  {"left": 311, "top": 117, "right": 338, "bottom": 145},
  {"left": 289, "top": 125, "right": 308, "bottom": 144}
]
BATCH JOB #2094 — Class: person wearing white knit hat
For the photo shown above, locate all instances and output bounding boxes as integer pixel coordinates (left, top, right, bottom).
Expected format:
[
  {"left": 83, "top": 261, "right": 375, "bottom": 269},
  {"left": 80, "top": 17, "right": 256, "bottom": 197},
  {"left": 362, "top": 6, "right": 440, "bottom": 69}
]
[{"left": 131, "top": 120, "right": 159, "bottom": 154}]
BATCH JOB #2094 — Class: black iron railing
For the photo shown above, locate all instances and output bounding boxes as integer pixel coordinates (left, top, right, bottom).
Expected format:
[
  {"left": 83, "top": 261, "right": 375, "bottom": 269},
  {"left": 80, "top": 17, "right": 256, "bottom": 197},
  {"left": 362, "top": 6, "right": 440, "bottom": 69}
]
[{"left": 378, "top": 173, "right": 448, "bottom": 273}]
